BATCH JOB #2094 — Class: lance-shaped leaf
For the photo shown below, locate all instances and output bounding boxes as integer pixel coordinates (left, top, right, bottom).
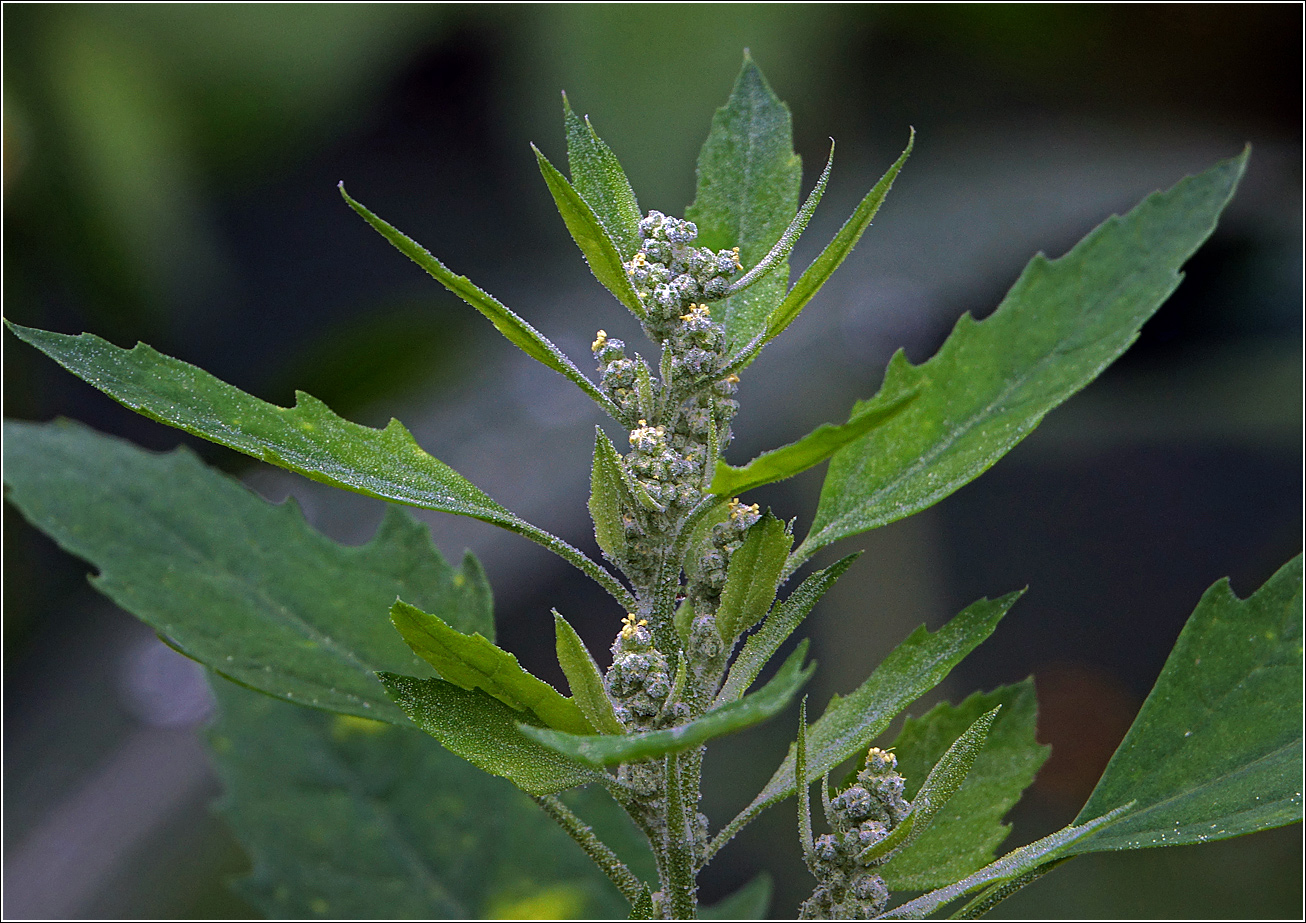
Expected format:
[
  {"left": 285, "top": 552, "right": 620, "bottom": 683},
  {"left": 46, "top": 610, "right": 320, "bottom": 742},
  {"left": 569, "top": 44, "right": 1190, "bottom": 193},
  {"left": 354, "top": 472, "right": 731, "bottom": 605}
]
[
  {"left": 1, "top": 418, "right": 496, "bottom": 724},
  {"left": 1066, "top": 555, "right": 1304, "bottom": 853},
  {"left": 208, "top": 679, "right": 638, "bottom": 920},
  {"left": 534, "top": 145, "right": 646, "bottom": 316},
  {"left": 715, "top": 511, "right": 793, "bottom": 642},
  {"left": 563, "top": 93, "right": 642, "bottom": 259},
  {"left": 877, "top": 806, "right": 1131, "bottom": 920},
  {"left": 717, "top": 553, "right": 860, "bottom": 705},
  {"left": 5, "top": 322, "right": 634, "bottom": 610},
  {"left": 763, "top": 130, "right": 913, "bottom": 347},
  {"left": 797, "top": 149, "right": 1248, "bottom": 562},
  {"left": 554, "top": 610, "right": 625, "bottom": 736},
  {"left": 338, "top": 184, "right": 623, "bottom": 414},
  {"left": 391, "top": 601, "right": 594, "bottom": 736},
  {"left": 708, "top": 592, "right": 1020, "bottom": 859},
  {"left": 521, "top": 643, "right": 814, "bottom": 766},
  {"left": 858, "top": 707, "right": 999, "bottom": 865},
  {"left": 709, "top": 385, "right": 918, "bottom": 497},
  {"left": 879, "top": 680, "right": 1050, "bottom": 890},
  {"left": 686, "top": 51, "right": 801, "bottom": 348},
  {"left": 700, "top": 874, "right": 772, "bottom": 920},
  {"left": 379, "top": 672, "right": 603, "bottom": 796}
]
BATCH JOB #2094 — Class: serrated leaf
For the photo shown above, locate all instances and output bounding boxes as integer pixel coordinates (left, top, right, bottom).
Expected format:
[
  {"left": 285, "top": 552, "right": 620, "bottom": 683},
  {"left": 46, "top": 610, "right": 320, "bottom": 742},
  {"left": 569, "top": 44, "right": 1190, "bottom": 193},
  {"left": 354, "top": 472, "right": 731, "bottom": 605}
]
[
  {"left": 709, "top": 385, "right": 918, "bottom": 497},
  {"left": 522, "top": 643, "right": 815, "bottom": 766},
  {"left": 700, "top": 873, "right": 772, "bottom": 919},
  {"left": 555, "top": 610, "right": 625, "bottom": 736},
  {"left": 715, "top": 511, "right": 793, "bottom": 642},
  {"left": 711, "top": 593, "right": 1020, "bottom": 853},
  {"left": 563, "top": 93, "right": 642, "bottom": 259},
  {"left": 534, "top": 145, "right": 646, "bottom": 315},
  {"left": 685, "top": 51, "right": 801, "bottom": 348},
  {"left": 4, "top": 322, "right": 632, "bottom": 609},
  {"left": 208, "top": 679, "right": 636, "bottom": 920},
  {"left": 763, "top": 131, "right": 913, "bottom": 346},
  {"left": 716, "top": 553, "right": 860, "bottom": 705},
  {"left": 859, "top": 708, "right": 999, "bottom": 866},
  {"left": 1067, "top": 555, "right": 1304, "bottom": 852},
  {"left": 798, "top": 150, "right": 1248, "bottom": 561},
  {"left": 880, "top": 680, "right": 1050, "bottom": 890},
  {"left": 379, "top": 672, "right": 603, "bottom": 796},
  {"left": 338, "top": 184, "right": 621, "bottom": 414},
  {"left": 877, "top": 806, "right": 1131, "bottom": 920},
  {"left": 1, "top": 419, "right": 493, "bottom": 724},
  {"left": 391, "top": 601, "right": 594, "bottom": 736}
]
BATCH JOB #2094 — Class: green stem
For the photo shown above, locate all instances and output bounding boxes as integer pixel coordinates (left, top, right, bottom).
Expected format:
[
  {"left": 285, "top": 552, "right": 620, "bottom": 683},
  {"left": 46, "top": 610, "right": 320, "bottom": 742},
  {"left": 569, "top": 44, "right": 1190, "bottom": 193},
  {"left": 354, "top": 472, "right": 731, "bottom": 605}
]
[
  {"left": 516, "top": 521, "right": 637, "bottom": 611},
  {"left": 662, "top": 752, "right": 698, "bottom": 918},
  {"left": 532, "top": 794, "right": 645, "bottom": 905}
]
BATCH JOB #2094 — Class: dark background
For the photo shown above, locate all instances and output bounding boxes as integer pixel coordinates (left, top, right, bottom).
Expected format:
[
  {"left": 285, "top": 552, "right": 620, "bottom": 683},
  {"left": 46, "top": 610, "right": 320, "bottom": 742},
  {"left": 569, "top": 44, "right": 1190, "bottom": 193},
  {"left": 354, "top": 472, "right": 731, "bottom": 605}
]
[{"left": 4, "top": 4, "right": 1301, "bottom": 918}]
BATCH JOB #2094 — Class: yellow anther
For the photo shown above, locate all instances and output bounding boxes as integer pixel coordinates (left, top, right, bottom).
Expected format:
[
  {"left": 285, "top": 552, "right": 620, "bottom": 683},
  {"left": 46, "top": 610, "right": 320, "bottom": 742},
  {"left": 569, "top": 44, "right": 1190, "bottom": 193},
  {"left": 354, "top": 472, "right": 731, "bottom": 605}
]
[
  {"left": 638, "top": 419, "right": 647, "bottom": 426},
  {"left": 726, "top": 373, "right": 740, "bottom": 384},
  {"left": 592, "top": 330, "right": 608, "bottom": 352},
  {"left": 620, "top": 612, "right": 647, "bottom": 640},
  {"left": 732, "top": 246, "right": 742, "bottom": 269}
]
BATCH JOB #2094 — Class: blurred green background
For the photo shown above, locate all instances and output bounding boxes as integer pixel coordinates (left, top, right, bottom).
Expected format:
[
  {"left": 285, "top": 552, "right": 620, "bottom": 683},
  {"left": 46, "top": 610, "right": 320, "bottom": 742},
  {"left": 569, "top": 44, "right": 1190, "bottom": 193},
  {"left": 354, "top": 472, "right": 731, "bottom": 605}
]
[{"left": 4, "top": 4, "right": 1301, "bottom": 918}]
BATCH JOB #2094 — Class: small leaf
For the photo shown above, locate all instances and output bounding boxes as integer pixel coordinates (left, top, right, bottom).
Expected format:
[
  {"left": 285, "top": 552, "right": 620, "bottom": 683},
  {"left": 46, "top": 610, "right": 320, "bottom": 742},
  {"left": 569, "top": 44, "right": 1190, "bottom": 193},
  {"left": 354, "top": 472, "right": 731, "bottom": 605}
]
[
  {"left": 534, "top": 144, "right": 646, "bottom": 315},
  {"left": 391, "top": 600, "right": 594, "bottom": 735},
  {"left": 798, "top": 149, "right": 1248, "bottom": 561},
  {"left": 700, "top": 873, "right": 772, "bottom": 919},
  {"left": 685, "top": 51, "right": 801, "bottom": 348},
  {"left": 709, "top": 385, "right": 918, "bottom": 497},
  {"left": 522, "top": 643, "right": 815, "bottom": 766},
  {"left": 589, "top": 428, "right": 631, "bottom": 561},
  {"left": 555, "top": 610, "right": 625, "bottom": 736},
  {"left": 338, "top": 185, "right": 622, "bottom": 414},
  {"left": 717, "top": 553, "right": 860, "bottom": 704},
  {"left": 630, "top": 883, "right": 655, "bottom": 920},
  {"left": 764, "top": 130, "right": 914, "bottom": 346},
  {"left": 1067, "top": 554, "right": 1304, "bottom": 852},
  {"left": 858, "top": 707, "right": 999, "bottom": 865},
  {"left": 880, "top": 680, "right": 1050, "bottom": 890},
  {"left": 877, "top": 806, "right": 1131, "bottom": 920},
  {"left": 715, "top": 511, "right": 793, "bottom": 642},
  {"left": 563, "top": 93, "right": 642, "bottom": 259},
  {"left": 1, "top": 419, "right": 496, "bottom": 724},
  {"left": 379, "top": 672, "right": 603, "bottom": 796}
]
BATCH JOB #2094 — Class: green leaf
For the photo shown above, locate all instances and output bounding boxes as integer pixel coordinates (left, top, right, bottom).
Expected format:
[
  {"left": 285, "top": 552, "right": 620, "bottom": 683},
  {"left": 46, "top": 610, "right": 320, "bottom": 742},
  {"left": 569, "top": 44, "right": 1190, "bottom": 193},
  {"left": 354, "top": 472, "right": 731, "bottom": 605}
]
[
  {"left": 685, "top": 51, "right": 801, "bottom": 348},
  {"left": 379, "top": 672, "right": 603, "bottom": 796},
  {"left": 877, "top": 806, "right": 1131, "bottom": 920},
  {"left": 880, "top": 680, "right": 1050, "bottom": 890},
  {"left": 1067, "top": 555, "right": 1304, "bottom": 852},
  {"left": 337, "top": 184, "right": 623, "bottom": 414},
  {"left": 589, "top": 428, "right": 629, "bottom": 562},
  {"left": 1, "top": 418, "right": 494, "bottom": 724},
  {"left": 563, "top": 93, "right": 642, "bottom": 259},
  {"left": 555, "top": 610, "right": 625, "bottom": 736},
  {"left": 533, "top": 145, "right": 646, "bottom": 315},
  {"left": 798, "top": 149, "right": 1248, "bottom": 561},
  {"left": 5, "top": 322, "right": 634, "bottom": 610},
  {"left": 763, "top": 131, "right": 913, "bottom": 346},
  {"left": 716, "top": 553, "right": 860, "bottom": 705},
  {"left": 714, "top": 511, "right": 793, "bottom": 642},
  {"left": 700, "top": 873, "right": 773, "bottom": 919},
  {"left": 208, "top": 679, "right": 635, "bottom": 920},
  {"left": 709, "top": 385, "right": 918, "bottom": 497},
  {"left": 858, "top": 707, "right": 999, "bottom": 865},
  {"left": 521, "top": 643, "right": 815, "bottom": 767},
  {"left": 391, "top": 600, "right": 594, "bottom": 736},
  {"left": 630, "top": 883, "right": 655, "bottom": 920},
  {"left": 709, "top": 592, "right": 1020, "bottom": 857}
]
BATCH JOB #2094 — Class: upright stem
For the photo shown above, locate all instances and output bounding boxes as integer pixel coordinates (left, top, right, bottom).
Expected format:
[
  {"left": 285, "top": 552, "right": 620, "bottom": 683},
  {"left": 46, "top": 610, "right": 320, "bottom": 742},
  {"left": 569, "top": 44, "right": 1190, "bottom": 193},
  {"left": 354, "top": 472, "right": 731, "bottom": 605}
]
[{"left": 661, "top": 752, "right": 698, "bottom": 918}]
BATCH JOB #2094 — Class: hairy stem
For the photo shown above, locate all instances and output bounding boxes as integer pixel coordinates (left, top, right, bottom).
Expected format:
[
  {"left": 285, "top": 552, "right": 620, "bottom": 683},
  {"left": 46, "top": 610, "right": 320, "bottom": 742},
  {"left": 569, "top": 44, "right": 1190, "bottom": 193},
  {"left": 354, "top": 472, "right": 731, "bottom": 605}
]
[{"left": 532, "top": 794, "right": 646, "bottom": 905}]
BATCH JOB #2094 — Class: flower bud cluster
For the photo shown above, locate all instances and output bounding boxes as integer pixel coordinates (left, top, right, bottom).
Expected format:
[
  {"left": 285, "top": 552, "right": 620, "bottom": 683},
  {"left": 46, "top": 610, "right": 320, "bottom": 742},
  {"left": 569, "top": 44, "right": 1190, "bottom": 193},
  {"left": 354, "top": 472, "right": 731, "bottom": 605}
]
[
  {"left": 687, "top": 498, "right": 761, "bottom": 632},
  {"left": 606, "top": 614, "right": 673, "bottom": 730},
  {"left": 625, "top": 211, "right": 741, "bottom": 342},
  {"left": 800, "top": 748, "right": 911, "bottom": 920},
  {"left": 591, "top": 330, "right": 649, "bottom": 419}
]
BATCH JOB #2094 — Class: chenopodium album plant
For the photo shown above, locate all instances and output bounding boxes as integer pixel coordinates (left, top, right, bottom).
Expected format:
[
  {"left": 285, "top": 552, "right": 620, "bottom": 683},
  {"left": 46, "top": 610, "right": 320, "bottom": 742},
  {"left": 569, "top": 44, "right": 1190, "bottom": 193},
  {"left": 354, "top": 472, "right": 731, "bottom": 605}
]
[{"left": 4, "top": 54, "right": 1302, "bottom": 920}]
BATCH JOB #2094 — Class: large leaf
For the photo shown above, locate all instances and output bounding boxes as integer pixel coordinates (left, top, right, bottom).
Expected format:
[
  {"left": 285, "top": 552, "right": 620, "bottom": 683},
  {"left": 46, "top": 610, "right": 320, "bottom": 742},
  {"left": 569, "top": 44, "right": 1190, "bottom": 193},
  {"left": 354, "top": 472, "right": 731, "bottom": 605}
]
[
  {"left": 1067, "top": 555, "right": 1304, "bottom": 852},
  {"left": 379, "top": 672, "right": 604, "bottom": 796},
  {"left": 714, "top": 511, "right": 792, "bottom": 642},
  {"left": 5, "top": 322, "right": 633, "bottom": 609},
  {"left": 709, "top": 384, "right": 918, "bottom": 497},
  {"left": 2, "top": 418, "right": 493, "bottom": 724},
  {"left": 390, "top": 601, "right": 594, "bottom": 735},
  {"left": 563, "top": 93, "right": 642, "bottom": 259},
  {"left": 685, "top": 51, "right": 801, "bottom": 348},
  {"left": 208, "top": 679, "right": 640, "bottom": 919},
  {"left": 533, "top": 145, "right": 646, "bottom": 315},
  {"left": 709, "top": 592, "right": 1021, "bottom": 858},
  {"left": 880, "top": 680, "right": 1050, "bottom": 890},
  {"left": 338, "top": 185, "right": 622, "bottom": 414},
  {"left": 521, "top": 643, "right": 815, "bottom": 767},
  {"left": 798, "top": 150, "right": 1248, "bottom": 561}
]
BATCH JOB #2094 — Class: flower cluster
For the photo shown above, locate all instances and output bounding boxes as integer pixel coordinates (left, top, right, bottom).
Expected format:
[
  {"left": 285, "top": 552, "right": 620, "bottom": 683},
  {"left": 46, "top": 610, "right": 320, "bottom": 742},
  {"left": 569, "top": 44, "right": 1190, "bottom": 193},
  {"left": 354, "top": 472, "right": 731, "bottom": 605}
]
[
  {"left": 606, "top": 614, "right": 675, "bottom": 730},
  {"left": 624, "top": 211, "right": 741, "bottom": 343}
]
